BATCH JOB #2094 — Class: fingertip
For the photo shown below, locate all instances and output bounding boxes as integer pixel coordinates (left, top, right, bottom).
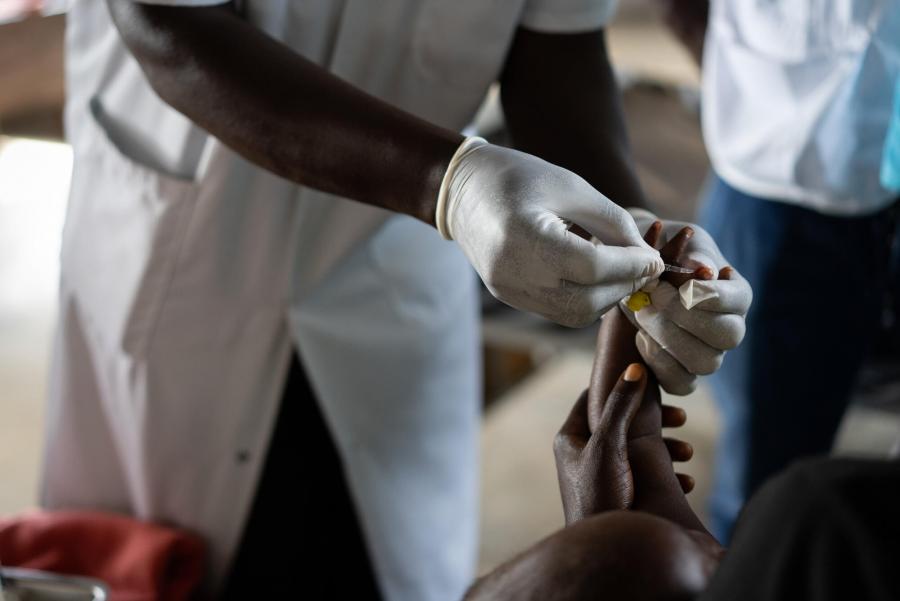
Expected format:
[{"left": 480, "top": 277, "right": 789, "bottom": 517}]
[
  {"left": 623, "top": 363, "right": 644, "bottom": 382},
  {"left": 660, "top": 226, "right": 695, "bottom": 265},
  {"left": 719, "top": 266, "right": 735, "bottom": 280},
  {"left": 665, "top": 438, "right": 694, "bottom": 462},
  {"left": 661, "top": 404, "right": 687, "bottom": 428},
  {"left": 643, "top": 221, "right": 663, "bottom": 247},
  {"left": 694, "top": 266, "right": 715, "bottom": 280},
  {"left": 677, "top": 473, "right": 696, "bottom": 494}
]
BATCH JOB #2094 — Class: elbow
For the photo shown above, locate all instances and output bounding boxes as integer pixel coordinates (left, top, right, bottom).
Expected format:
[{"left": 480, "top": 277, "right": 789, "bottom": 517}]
[{"left": 105, "top": 0, "right": 198, "bottom": 108}]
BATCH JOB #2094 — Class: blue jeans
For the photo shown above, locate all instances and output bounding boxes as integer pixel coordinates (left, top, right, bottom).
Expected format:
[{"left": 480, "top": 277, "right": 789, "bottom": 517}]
[{"left": 701, "top": 175, "right": 900, "bottom": 542}]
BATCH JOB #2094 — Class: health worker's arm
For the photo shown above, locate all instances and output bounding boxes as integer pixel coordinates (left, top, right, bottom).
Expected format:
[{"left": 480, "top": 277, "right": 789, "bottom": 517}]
[
  {"left": 106, "top": 0, "right": 460, "bottom": 225},
  {"left": 107, "top": 1, "right": 665, "bottom": 328},
  {"left": 499, "top": 27, "right": 648, "bottom": 210},
  {"left": 655, "top": 0, "right": 709, "bottom": 65}
]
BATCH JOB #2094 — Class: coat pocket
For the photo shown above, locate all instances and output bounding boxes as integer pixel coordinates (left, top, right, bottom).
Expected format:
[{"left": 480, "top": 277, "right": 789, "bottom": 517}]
[{"left": 60, "top": 97, "right": 200, "bottom": 359}]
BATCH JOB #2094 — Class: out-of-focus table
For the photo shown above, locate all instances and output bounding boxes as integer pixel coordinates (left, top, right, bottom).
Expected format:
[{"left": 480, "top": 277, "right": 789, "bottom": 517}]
[{"left": 0, "top": 11, "right": 65, "bottom": 139}]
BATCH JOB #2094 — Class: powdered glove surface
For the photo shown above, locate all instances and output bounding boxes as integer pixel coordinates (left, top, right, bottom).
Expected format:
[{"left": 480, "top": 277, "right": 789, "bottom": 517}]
[
  {"left": 437, "top": 138, "right": 664, "bottom": 328},
  {"left": 628, "top": 209, "right": 752, "bottom": 395}
]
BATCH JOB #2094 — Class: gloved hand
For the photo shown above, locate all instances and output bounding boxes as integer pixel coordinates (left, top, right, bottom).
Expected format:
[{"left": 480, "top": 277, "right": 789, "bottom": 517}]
[
  {"left": 436, "top": 137, "right": 664, "bottom": 327},
  {"left": 625, "top": 208, "right": 753, "bottom": 395}
]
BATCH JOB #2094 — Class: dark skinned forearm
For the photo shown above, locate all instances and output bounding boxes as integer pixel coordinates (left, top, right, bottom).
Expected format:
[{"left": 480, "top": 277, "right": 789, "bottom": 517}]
[
  {"left": 500, "top": 28, "right": 649, "bottom": 210},
  {"left": 105, "top": 0, "right": 462, "bottom": 225}
]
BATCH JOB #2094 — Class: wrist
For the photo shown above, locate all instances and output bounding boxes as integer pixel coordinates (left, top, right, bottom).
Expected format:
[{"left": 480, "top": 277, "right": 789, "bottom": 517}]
[
  {"left": 407, "top": 129, "right": 465, "bottom": 226},
  {"left": 434, "top": 136, "right": 489, "bottom": 239}
]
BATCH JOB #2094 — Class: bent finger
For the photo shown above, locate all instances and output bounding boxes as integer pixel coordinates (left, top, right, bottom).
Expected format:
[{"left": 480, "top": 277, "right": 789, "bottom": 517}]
[
  {"left": 664, "top": 437, "right": 694, "bottom": 462},
  {"left": 677, "top": 473, "right": 696, "bottom": 494},
  {"left": 661, "top": 404, "right": 687, "bottom": 428}
]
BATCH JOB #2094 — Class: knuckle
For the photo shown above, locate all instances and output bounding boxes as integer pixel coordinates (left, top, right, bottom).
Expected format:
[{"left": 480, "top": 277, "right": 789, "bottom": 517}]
[
  {"left": 556, "top": 297, "right": 599, "bottom": 328},
  {"left": 688, "top": 351, "right": 723, "bottom": 376},
  {"left": 661, "top": 374, "right": 698, "bottom": 396},
  {"left": 553, "top": 434, "right": 575, "bottom": 457},
  {"left": 719, "top": 318, "right": 747, "bottom": 350}
]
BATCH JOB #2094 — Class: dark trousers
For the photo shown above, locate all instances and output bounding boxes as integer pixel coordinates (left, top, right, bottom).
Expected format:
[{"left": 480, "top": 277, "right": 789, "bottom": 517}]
[
  {"left": 220, "top": 352, "right": 383, "bottom": 599},
  {"left": 701, "top": 174, "right": 900, "bottom": 541}
]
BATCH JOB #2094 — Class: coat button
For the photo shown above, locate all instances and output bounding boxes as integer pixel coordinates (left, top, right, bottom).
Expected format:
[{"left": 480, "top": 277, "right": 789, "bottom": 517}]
[{"left": 236, "top": 450, "right": 251, "bottom": 464}]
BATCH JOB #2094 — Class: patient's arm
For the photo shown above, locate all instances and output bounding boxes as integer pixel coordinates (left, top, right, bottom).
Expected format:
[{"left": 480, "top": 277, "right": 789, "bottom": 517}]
[
  {"left": 464, "top": 225, "right": 725, "bottom": 600},
  {"left": 468, "top": 361, "right": 719, "bottom": 601},
  {"left": 594, "top": 225, "right": 717, "bottom": 538},
  {"left": 464, "top": 509, "right": 716, "bottom": 601}
]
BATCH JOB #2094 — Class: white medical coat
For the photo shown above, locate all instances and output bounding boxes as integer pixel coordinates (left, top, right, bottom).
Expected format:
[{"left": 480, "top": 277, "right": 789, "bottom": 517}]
[{"left": 42, "top": 1, "right": 617, "bottom": 599}]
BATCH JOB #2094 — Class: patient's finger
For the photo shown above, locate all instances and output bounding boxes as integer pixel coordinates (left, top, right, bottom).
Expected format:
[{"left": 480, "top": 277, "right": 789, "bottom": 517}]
[
  {"left": 664, "top": 437, "right": 694, "bottom": 462},
  {"left": 661, "top": 404, "right": 687, "bottom": 429},
  {"left": 660, "top": 226, "right": 693, "bottom": 266},
  {"left": 676, "top": 473, "right": 696, "bottom": 494},
  {"left": 643, "top": 221, "right": 663, "bottom": 248},
  {"left": 659, "top": 226, "right": 715, "bottom": 288}
]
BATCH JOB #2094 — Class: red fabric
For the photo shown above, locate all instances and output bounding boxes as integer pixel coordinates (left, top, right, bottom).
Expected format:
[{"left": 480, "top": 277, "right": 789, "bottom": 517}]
[{"left": 0, "top": 510, "right": 206, "bottom": 601}]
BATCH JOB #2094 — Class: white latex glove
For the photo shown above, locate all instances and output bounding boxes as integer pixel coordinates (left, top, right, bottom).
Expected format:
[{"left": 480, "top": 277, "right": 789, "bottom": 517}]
[
  {"left": 625, "top": 208, "right": 753, "bottom": 395},
  {"left": 437, "top": 137, "right": 664, "bottom": 327}
]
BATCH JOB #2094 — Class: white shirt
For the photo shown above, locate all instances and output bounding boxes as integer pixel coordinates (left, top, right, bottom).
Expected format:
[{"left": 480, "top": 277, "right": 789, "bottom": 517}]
[
  {"left": 48, "top": 2, "right": 619, "bottom": 600},
  {"left": 702, "top": 0, "right": 900, "bottom": 215}
]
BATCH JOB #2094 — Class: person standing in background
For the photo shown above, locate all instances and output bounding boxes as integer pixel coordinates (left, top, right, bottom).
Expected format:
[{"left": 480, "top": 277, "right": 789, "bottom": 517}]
[{"left": 659, "top": 0, "right": 900, "bottom": 541}]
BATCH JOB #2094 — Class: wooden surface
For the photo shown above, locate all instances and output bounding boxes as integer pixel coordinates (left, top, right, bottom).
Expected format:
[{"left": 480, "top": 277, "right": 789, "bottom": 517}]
[{"left": 0, "top": 14, "right": 65, "bottom": 139}]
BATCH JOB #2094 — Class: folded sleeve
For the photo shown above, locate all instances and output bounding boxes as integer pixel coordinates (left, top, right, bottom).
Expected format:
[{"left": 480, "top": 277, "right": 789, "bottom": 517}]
[{"left": 519, "top": 0, "right": 618, "bottom": 33}]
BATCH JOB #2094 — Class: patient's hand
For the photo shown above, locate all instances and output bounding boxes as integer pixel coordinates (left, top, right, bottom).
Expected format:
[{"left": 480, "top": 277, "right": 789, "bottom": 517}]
[
  {"left": 554, "top": 364, "right": 647, "bottom": 524},
  {"left": 555, "top": 359, "right": 697, "bottom": 527},
  {"left": 557, "top": 223, "right": 715, "bottom": 536}
]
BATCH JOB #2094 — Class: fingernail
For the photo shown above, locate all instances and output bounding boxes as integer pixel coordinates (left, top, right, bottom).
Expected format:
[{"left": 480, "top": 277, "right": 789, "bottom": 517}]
[
  {"left": 695, "top": 266, "right": 715, "bottom": 280},
  {"left": 624, "top": 363, "right": 643, "bottom": 382}
]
